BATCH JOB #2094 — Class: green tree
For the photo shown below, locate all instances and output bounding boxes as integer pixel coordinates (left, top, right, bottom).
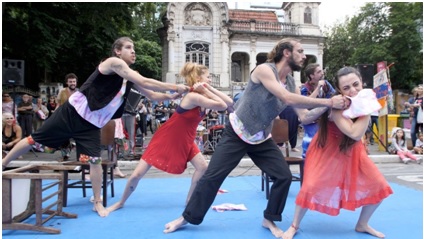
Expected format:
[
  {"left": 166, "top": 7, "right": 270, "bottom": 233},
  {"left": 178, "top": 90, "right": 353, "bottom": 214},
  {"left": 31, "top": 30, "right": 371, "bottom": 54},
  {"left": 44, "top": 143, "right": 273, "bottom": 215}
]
[
  {"left": 323, "top": 2, "right": 423, "bottom": 90},
  {"left": 132, "top": 38, "right": 162, "bottom": 79},
  {"left": 386, "top": 2, "right": 423, "bottom": 90},
  {"left": 2, "top": 3, "right": 151, "bottom": 90}
]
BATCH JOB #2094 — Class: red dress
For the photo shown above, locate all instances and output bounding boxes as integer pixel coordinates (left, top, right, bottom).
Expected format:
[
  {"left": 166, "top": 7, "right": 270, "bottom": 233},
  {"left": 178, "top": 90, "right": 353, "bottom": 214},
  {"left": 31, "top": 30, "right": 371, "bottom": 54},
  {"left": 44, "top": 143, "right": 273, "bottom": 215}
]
[
  {"left": 295, "top": 122, "right": 393, "bottom": 216},
  {"left": 142, "top": 106, "right": 204, "bottom": 174}
]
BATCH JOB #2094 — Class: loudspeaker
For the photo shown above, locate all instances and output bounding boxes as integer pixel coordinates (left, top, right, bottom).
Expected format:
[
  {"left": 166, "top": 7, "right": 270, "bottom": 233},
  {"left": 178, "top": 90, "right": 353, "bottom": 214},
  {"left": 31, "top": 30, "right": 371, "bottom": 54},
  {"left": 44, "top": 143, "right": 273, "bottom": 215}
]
[
  {"left": 124, "top": 88, "right": 143, "bottom": 114},
  {"left": 356, "top": 64, "right": 374, "bottom": 89},
  {"left": 2, "top": 59, "right": 25, "bottom": 86}
]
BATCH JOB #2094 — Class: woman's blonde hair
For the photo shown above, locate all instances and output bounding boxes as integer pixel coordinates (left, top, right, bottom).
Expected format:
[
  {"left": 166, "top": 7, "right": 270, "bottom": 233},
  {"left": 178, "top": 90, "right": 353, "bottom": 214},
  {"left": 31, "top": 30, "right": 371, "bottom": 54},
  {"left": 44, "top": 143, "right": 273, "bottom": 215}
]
[
  {"left": 2, "top": 112, "right": 15, "bottom": 127},
  {"left": 179, "top": 62, "right": 209, "bottom": 87}
]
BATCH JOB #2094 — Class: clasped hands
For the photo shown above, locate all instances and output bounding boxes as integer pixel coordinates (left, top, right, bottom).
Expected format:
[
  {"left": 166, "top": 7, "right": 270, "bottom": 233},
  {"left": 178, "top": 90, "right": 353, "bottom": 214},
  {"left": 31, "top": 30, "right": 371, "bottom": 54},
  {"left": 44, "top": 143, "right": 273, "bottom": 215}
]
[{"left": 330, "top": 95, "right": 351, "bottom": 110}]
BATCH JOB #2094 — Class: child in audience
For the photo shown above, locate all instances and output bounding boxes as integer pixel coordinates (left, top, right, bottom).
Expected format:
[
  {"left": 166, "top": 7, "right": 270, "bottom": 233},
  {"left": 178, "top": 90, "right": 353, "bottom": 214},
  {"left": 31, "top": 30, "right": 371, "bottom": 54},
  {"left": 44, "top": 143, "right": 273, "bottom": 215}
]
[
  {"left": 391, "top": 128, "right": 420, "bottom": 164},
  {"left": 413, "top": 132, "right": 423, "bottom": 155}
]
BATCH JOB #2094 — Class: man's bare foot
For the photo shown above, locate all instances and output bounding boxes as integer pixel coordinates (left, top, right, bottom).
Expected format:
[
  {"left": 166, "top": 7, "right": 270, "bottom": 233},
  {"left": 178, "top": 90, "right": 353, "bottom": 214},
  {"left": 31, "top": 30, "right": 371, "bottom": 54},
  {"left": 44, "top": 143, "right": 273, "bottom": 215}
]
[
  {"left": 93, "top": 201, "right": 109, "bottom": 217},
  {"left": 283, "top": 224, "right": 298, "bottom": 239},
  {"left": 355, "top": 224, "right": 385, "bottom": 238},
  {"left": 163, "top": 216, "right": 187, "bottom": 233},
  {"left": 106, "top": 202, "right": 124, "bottom": 213},
  {"left": 262, "top": 218, "right": 284, "bottom": 238}
]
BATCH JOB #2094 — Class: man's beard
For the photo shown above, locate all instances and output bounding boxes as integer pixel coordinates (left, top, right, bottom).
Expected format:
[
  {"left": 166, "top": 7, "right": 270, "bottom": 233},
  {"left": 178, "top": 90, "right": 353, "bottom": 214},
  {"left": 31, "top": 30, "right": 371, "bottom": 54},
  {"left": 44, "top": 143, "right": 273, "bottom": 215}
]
[
  {"left": 68, "top": 85, "right": 76, "bottom": 91},
  {"left": 288, "top": 56, "right": 302, "bottom": 72}
]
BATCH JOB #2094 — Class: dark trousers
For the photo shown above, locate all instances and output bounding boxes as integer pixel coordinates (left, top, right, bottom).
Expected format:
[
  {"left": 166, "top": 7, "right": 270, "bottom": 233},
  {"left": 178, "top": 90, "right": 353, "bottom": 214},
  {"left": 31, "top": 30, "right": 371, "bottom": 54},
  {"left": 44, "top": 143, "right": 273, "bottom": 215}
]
[
  {"left": 279, "top": 106, "right": 299, "bottom": 148},
  {"left": 138, "top": 113, "right": 147, "bottom": 136},
  {"left": 182, "top": 122, "right": 292, "bottom": 225},
  {"left": 369, "top": 115, "right": 379, "bottom": 143},
  {"left": 146, "top": 120, "right": 153, "bottom": 134},
  {"left": 18, "top": 114, "right": 33, "bottom": 137}
]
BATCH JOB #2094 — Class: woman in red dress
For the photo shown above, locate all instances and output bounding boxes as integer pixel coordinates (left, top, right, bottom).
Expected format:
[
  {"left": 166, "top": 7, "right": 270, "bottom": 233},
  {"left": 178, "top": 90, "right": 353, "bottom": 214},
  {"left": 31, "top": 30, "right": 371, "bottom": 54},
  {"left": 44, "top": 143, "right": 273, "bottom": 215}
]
[
  {"left": 284, "top": 67, "right": 393, "bottom": 239},
  {"left": 107, "top": 62, "right": 233, "bottom": 214}
]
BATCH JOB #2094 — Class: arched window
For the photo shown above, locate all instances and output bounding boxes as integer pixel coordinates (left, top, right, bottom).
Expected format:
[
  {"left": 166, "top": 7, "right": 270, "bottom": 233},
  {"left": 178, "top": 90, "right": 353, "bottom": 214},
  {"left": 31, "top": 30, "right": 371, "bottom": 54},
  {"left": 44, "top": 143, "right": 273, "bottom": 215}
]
[
  {"left": 304, "top": 7, "right": 312, "bottom": 24},
  {"left": 185, "top": 42, "right": 210, "bottom": 67}
]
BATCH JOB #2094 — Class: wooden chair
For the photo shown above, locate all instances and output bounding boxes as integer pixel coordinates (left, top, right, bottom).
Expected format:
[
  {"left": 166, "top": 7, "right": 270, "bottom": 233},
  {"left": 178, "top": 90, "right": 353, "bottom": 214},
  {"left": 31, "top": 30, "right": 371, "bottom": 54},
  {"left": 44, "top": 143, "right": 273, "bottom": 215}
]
[
  {"left": 62, "top": 120, "right": 116, "bottom": 207},
  {"left": 261, "top": 119, "right": 304, "bottom": 199}
]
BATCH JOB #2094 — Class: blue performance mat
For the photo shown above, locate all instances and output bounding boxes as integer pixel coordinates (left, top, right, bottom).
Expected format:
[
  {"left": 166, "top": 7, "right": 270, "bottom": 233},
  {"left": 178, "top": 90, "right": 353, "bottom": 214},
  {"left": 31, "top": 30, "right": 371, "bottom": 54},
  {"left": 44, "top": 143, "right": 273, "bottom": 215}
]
[{"left": 2, "top": 176, "right": 423, "bottom": 239}]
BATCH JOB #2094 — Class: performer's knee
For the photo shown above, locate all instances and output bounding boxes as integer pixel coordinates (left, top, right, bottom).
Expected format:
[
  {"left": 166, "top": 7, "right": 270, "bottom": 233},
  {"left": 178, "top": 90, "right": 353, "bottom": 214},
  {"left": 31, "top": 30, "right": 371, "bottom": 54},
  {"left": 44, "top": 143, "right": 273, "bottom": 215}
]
[
  {"left": 26, "top": 136, "right": 35, "bottom": 145},
  {"left": 80, "top": 154, "right": 102, "bottom": 164}
]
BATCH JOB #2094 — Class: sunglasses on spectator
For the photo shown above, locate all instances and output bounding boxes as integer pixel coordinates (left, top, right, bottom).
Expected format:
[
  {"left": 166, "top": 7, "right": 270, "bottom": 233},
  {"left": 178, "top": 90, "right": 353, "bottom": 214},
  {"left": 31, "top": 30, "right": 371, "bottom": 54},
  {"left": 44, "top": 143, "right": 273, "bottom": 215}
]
[{"left": 5, "top": 118, "right": 13, "bottom": 120}]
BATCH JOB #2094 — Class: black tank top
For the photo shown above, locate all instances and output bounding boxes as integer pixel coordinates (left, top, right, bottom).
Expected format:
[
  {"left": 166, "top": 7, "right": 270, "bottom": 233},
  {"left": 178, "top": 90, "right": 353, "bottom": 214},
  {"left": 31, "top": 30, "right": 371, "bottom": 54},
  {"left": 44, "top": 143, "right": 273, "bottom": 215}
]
[{"left": 2, "top": 126, "right": 17, "bottom": 144}]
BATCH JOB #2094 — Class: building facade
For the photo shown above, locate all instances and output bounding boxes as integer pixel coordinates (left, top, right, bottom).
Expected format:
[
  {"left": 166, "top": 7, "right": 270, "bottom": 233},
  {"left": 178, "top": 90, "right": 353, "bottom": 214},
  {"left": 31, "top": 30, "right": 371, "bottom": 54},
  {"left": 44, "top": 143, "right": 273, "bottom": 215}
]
[{"left": 158, "top": 2, "right": 324, "bottom": 96}]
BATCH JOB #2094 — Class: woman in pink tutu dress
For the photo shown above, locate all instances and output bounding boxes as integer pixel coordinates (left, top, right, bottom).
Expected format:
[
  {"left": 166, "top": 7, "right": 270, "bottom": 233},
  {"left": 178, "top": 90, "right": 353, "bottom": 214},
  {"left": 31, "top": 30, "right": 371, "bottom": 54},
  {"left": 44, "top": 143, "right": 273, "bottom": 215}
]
[
  {"left": 284, "top": 67, "right": 393, "bottom": 239},
  {"left": 106, "top": 62, "right": 233, "bottom": 214}
]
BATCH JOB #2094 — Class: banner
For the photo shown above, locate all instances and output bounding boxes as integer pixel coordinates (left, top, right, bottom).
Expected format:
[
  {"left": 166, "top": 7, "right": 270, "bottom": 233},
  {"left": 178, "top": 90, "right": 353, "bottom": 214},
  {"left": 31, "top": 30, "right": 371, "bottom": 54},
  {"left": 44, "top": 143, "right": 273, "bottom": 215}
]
[{"left": 373, "top": 69, "right": 389, "bottom": 116}]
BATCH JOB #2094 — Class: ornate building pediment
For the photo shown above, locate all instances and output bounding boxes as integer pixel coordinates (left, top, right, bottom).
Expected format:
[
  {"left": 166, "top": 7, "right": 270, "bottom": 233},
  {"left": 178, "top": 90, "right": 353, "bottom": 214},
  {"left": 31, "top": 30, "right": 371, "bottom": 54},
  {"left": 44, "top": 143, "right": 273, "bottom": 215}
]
[{"left": 184, "top": 3, "right": 212, "bottom": 26}]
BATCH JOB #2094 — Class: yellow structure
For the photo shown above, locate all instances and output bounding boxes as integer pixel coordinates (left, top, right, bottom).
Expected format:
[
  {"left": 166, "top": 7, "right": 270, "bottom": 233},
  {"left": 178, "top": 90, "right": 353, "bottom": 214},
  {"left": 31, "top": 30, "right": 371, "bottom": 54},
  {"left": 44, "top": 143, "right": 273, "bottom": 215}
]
[{"left": 378, "top": 114, "right": 399, "bottom": 151}]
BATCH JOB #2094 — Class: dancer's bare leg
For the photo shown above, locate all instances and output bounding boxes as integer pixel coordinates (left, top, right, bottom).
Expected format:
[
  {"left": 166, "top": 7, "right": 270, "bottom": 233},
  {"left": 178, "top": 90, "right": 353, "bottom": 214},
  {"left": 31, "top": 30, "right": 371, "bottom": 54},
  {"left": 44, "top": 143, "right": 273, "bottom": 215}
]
[
  {"left": 164, "top": 216, "right": 187, "bottom": 233},
  {"left": 284, "top": 206, "right": 308, "bottom": 239},
  {"left": 355, "top": 203, "right": 385, "bottom": 238},
  {"left": 106, "top": 159, "right": 151, "bottom": 213},
  {"left": 90, "top": 163, "right": 109, "bottom": 217},
  {"left": 186, "top": 153, "right": 207, "bottom": 204},
  {"left": 2, "top": 138, "right": 32, "bottom": 170},
  {"left": 262, "top": 219, "right": 284, "bottom": 238}
]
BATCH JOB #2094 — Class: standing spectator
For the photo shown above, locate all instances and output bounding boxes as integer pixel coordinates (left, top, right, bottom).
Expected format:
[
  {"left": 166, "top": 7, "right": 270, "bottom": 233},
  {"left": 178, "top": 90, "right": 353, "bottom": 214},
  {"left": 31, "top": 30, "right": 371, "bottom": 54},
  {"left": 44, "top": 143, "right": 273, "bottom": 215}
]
[
  {"left": 405, "top": 85, "right": 423, "bottom": 146},
  {"left": 46, "top": 95, "right": 57, "bottom": 119},
  {"left": 17, "top": 94, "right": 33, "bottom": 137},
  {"left": 390, "top": 128, "right": 421, "bottom": 164},
  {"left": 122, "top": 89, "right": 140, "bottom": 157},
  {"left": 56, "top": 73, "right": 79, "bottom": 160},
  {"left": 145, "top": 101, "right": 154, "bottom": 135},
  {"left": 2, "top": 113, "right": 22, "bottom": 158},
  {"left": 154, "top": 101, "right": 168, "bottom": 128},
  {"left": 168, "top": 100, "right": 179, "bottom": 119},
  {"left": 136, "top": 100, "right": 147, "bottom": 147},
  {"left": 56, "top": 73, "right": 78, "bottom": 109},
  {"left": 2, "top": 36, "right": 187, "bottom": 217},
  {"left": 112, "top": 118, "right": 127, "bottom": 178},
  {"left": 32, "top": 97, "right": 49, "bottom": 131},
  {"left": 2, "top": 92, "right": 17, "bottom": 116},
  {"left": 300, "top": 63, "right": 336, "bottom": 158},
  {"left": 164, "top": 38, "right": 347, "bottom": 236},
  {"left": 365, "top": 110, "right": 379, "bottom": 145}
]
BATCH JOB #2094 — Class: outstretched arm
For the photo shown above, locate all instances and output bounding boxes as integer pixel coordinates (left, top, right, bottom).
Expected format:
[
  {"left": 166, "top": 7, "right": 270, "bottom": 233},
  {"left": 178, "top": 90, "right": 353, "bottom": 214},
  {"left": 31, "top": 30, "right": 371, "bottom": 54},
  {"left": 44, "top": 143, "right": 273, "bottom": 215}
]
[
  {"left": 134, "top": 85, "right": 181, "bottom": 102},
  {"left": 99, "top": 57, "right": 189, "bottom": 94},
  {"left": 253, "top": 64, "right": 346, "bottom": 110}
]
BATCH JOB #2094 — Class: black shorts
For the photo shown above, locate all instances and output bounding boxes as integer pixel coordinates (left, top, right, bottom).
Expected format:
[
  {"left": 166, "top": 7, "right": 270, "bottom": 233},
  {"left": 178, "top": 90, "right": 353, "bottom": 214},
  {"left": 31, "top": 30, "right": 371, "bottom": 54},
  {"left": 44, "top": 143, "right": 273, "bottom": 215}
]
[{"left": 31, "top": 101, "right": 101, "bottom": 158}]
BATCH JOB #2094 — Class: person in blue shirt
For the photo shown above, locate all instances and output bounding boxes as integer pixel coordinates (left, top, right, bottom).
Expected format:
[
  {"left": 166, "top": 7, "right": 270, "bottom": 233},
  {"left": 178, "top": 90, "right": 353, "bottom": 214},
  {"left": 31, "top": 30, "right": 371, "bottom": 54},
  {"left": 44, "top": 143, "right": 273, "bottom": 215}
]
[{"left": 300, "top": 63, "right": 336, "bottom": 159}]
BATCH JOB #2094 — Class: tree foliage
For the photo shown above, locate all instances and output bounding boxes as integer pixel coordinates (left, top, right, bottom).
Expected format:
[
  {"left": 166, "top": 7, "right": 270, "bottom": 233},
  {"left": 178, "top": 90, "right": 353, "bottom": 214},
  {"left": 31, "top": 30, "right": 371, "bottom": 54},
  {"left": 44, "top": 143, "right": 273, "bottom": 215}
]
[
  {"left": 2, "top": 2, "right": 165, "bottom": 91},
  {"left": 323, "top": 2, "right": 423, "bottom": 91}
]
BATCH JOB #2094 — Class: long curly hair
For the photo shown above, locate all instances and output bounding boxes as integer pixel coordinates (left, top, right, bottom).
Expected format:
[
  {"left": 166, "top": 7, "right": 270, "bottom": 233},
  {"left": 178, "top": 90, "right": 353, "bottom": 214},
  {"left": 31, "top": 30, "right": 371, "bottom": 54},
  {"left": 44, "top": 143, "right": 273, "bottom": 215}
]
[{"left": 316, "top": 67, "right": 363, "bottom": 153}]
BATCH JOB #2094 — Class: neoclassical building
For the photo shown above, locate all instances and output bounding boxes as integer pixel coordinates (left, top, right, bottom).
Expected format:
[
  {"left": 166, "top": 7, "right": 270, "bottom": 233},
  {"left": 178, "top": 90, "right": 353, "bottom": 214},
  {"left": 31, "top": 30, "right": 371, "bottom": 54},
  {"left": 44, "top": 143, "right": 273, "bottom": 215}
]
[{"left": 158, "top": 2, "right": 324, "bottom": 96}]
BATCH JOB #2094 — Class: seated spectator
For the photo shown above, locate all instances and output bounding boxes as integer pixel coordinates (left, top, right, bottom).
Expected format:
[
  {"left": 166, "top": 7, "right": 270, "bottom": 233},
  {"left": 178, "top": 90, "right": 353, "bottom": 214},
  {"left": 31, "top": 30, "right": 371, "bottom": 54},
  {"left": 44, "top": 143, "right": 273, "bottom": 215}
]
[
  {"left": 2, "top": 113, "right": 22, "bottom": 157},
  {"left": 389, "top": 128, "right": 421, "bottom": 164},
  {"left": 413, "top": 132, "right": 423, "bottom": 155}
]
